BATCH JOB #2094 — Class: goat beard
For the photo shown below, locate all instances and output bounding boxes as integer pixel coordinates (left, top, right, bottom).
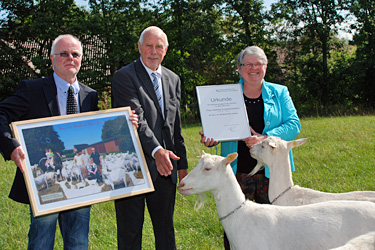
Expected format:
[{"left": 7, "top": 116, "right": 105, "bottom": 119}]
[{"left": 194, "top": 193, "right": 207, "bottom": 210}]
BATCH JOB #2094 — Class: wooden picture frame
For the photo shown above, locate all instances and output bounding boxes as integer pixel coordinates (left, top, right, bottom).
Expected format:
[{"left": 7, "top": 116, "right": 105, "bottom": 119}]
[{"left": 11, "top": 107, "right": 154, "bottom": 217}]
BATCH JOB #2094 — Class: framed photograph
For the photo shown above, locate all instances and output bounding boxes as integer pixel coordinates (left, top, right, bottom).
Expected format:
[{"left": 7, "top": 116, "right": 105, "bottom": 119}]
[
  {"left": 11, "top": 107, "right": 154, "bottom": 217},
  {"left": 196, "top": 84, "right": 251, "bottom": 141}
]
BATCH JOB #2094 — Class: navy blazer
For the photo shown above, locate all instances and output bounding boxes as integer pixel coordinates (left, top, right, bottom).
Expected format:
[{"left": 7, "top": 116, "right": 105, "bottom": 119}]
[
  {"left": 112, "top": 59, "right": 188, "bottom": 184},
  {"left": 0, "top": 75, "right": 98, "bottom": 204}
]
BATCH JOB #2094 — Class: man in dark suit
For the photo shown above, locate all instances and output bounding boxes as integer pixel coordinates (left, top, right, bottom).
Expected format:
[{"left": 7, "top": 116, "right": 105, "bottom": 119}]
[
  {"left": 112, "top": 26, "right": 188, "bottom": 250},
  {"left": 0, "top": 34, "right": 98, "bottom": 250}
]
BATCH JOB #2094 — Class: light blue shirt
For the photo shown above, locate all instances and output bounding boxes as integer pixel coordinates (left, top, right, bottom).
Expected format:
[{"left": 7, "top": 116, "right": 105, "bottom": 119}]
[{"left": 53, "top": 73, "right": 80, "bottom": 115}]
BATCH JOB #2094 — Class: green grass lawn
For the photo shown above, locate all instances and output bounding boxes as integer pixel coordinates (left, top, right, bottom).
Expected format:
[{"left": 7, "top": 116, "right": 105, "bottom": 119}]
[{"left": 0, "top": 116, "right": 374, "bottom": 249}]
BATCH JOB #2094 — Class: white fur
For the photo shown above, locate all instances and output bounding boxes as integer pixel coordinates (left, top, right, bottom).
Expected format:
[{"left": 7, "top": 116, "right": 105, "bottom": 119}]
[
  {"left": 102, "top": 164, "right": 127, "bottom": 189},
  {"left": 178, "top": 152, "right": 375, "bottom": 250},
  {"left": 249, "top": 136, "right": 375, "bottom": 205},
  {"left": 34, "top": 172, "right": 56, "bottom": 189},
  {"left": 330, "top": 231, "right": 375, "bottom": 250}
]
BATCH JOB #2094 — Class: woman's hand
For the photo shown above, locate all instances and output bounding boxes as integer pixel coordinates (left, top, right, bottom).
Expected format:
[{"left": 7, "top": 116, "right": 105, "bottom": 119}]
[
  {"left": 243, "top": 127, "right": 267, "bottom": 148},
  {"left": 199, "top": 130, "right": 218, "bottom": 147}
]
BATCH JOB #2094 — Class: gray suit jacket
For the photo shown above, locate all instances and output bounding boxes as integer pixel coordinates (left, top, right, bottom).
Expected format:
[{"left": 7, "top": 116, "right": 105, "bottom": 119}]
[
  {"left": 0, "top": 75, "right": 98, "bottom": 204},
  {"left": 112, "top": 58, "right": 188, "bottom": 184}
]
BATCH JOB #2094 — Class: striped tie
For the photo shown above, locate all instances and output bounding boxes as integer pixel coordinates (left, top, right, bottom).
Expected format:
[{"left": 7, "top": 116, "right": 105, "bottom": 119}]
[
  {"left": 151, "top": 72, "right": 163, "bottom": 116},
  {"left": 67, "top": 85, "right": 79, "bottom": 114}
]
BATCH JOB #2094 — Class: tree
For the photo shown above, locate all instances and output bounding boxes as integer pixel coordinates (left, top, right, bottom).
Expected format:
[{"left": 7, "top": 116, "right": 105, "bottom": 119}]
[
  {"left": 271, "top": 0, "right": 346, "bottom": 106},
  {"left": 101, "top": 116, "right": 135, "bottom": 152},
  {"left": 23, "top": 126, "right": 65, "bottom": 165},
  {"left": 349, "top": 0, "right": 375, "bottom": 107},
  {"left": 0, "top": 0, "right": 87, "bottom": 101},
  {"left": 155, "top": 0, "right": 236, "bottom": 120}
]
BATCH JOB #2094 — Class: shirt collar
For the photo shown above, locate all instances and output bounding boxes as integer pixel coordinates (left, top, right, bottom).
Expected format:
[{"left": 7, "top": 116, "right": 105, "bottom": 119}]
[
  {"left": 53, "top": 72, "right": 80, "bottom": 94},
  {"left": 140, "top": 57, "right": 162, "bottom": 79}
]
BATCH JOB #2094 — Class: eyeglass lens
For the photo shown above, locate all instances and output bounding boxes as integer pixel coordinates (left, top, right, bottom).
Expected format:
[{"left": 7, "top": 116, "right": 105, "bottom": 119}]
[
  {"left": 56, "top": 52, "right": 81, "bottom": 58},
  {"left": 241, "top": 63, "right": 263, "bottom": 68}
]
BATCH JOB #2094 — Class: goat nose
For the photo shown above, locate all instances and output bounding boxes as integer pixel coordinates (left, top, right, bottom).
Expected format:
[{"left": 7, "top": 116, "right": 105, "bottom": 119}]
[{"left": 178, "top": 182, "right": 185, "bottom": 188}]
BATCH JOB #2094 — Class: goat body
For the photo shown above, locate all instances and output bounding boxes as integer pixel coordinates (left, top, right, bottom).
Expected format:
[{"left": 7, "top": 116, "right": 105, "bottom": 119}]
[
  {"left": 34, "top": 172, "right": 56, "bottom": 190},
  {"left": 250, "top": 136, "right": 375, "bottom": 205},
  {"left": 329, "top": 231, "right": 375, "bottom": 250},
  {"left": 102, "top": 166, "right": 127, "bottom": 189},
  {"left": 178, "top": 152, "right": 375, "bottom": 250}
]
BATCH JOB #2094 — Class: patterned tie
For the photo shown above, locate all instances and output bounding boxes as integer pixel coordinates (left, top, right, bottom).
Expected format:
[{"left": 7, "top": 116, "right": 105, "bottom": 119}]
[
  {"left": 66, "top": 85, "right": 79, "bottom": 114},
  {"left": 151, "top": 72, "right": 164, "bottom": 116}
]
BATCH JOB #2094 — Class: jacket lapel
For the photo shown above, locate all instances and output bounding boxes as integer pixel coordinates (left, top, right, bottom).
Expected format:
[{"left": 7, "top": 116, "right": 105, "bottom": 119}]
[
  {"left": 42, "top": 76, "right": 60, "bottom": 116},
  {"left": 161, "top": 69, "right": 170, "bottom": 119},
  {"left": 78, "top": 82, "right": 90, "bottom": 112}
]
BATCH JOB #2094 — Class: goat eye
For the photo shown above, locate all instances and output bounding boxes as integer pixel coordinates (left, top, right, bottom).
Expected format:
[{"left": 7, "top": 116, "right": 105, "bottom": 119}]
[{"left": 204, "top": 167, "right": 211, "bottom": 171}]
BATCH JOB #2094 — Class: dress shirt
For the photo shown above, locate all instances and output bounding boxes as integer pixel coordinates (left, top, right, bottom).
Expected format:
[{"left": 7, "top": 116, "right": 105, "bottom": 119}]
[
  {"left": 139, "top": 58, "right": 164, "bottom": 158},
  {"left": 53, "top": 72, "right": 80, "bottom": 115}
]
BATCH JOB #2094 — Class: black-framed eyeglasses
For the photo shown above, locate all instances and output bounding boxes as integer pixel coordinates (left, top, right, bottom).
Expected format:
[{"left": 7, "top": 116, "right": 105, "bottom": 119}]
[
  {"left": 240, "top": 62, "right": 265, "bottom": 69},
  {"left": 54, "top": 52, "right": 82, "bottom": 58}
]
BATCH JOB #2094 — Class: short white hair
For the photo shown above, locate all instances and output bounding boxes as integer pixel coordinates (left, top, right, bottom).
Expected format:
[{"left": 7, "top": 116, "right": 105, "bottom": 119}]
[
  {"left": 138, "top": 26, "right": 169, "bottom": 47},
  {"left": 50, "top": 34, "right": 83, "bottom": 55},
  {"left": 237, "top": 46, "right": 268, "bottom": 66}
]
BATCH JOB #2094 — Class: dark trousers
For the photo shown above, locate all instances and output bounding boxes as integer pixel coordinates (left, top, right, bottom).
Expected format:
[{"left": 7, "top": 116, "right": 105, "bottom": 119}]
[
  {"left": 115, "top": 175, "right": 177, "bottom": 250},
  {"left": 224, "top": 172, "right": 270, "bottom": 250}
]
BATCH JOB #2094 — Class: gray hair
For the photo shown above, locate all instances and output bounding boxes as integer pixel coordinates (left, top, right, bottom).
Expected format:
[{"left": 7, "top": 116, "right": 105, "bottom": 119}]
[
  {"left": 237, "top": 46, "right": 268, "bottom": 67},
  {"left": 139, "top": 26, "right": 169, "bottom": 48},
  {"left": 50, "top": 34, "right": 83, "bottom": 56}
]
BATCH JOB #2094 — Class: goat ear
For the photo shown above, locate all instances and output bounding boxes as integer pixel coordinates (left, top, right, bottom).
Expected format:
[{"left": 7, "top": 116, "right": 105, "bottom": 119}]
[
  {"left": 269, "top": 142, "right": 277, "bottom": 149},
  {"left": 289, "top": 138, "right": 307, "bottom": 149},
  {"left": 224, "top": 152, "right": 238, "bottom": 165},
  {"left": 197, "top": 150, "right": 207, "bottom": 159}
]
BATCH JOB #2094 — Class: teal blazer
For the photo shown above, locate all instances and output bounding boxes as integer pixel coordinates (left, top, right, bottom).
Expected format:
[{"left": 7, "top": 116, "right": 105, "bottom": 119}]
[{"left": 221, "top": 79, "right": 301, "bottom": 177}]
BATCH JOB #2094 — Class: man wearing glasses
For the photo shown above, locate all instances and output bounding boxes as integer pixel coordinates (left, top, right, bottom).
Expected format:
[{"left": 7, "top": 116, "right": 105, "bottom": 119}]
[{"left": 0, "top": 34, "right": 98, "bottom": 249}]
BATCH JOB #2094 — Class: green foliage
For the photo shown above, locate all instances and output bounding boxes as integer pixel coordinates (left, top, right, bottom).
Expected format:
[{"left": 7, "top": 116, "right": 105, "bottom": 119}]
[
  {"left": 23, "top": 126, "right": 65, "bottom": 165},
  {"left": 0, "top": 0, "right": 374, "bottom": 115},
  {"left": 101, "top": 116, "right": 135, "bottom": 152},
  {"left": 349, "top": 0, "right": 375, "bottom": 105}
]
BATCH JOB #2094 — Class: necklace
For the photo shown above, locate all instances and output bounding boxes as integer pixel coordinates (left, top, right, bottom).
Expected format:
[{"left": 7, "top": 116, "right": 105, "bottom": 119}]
[{"left": 244, "top": 94, "right": 262, "bottom": 104}]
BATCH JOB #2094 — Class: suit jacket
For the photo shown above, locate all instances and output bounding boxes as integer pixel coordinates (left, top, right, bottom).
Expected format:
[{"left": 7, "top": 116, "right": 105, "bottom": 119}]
[
  {"left": 112, "top": 58, "right": 188, "bottom": 184},
  {"left": 0, "top": 75, "right": 99, "bottom": 204}
]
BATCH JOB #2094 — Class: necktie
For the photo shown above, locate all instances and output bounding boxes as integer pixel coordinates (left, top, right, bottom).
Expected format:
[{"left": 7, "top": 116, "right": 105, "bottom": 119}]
[
  {"left": 151, "top": 72, "right": 163, "bottom": 116},
  {"left": 67, "top": 85, "right": 79, "bottom": 114}
]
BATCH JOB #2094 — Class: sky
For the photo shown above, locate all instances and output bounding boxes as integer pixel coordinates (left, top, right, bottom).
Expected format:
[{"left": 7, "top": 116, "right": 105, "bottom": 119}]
[{"left": 52, "top": 116, "right": 122, "bottom": 150}]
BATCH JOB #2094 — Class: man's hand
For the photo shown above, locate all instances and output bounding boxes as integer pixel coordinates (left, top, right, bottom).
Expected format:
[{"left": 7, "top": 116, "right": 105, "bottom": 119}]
[
  {"left": 129, "top": 110, "right": 139, "bottom": 129},
  {"left": 154, "top": 148, "right": 180, "bottom": 177},
  {"left": 10, "top": 146, "right": 25, "bottom": 173},
  {"left": 178, "top": 169, "right": 188, "bottom": 183}
]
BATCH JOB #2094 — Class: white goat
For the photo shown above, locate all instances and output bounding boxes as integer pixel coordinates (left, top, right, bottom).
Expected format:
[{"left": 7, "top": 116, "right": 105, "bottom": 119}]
[
  {"left": 178, "top": 152, "right": 375, "bottom": 250},
  {"left": 102, "top": 164, "right": 127, "bottom": 190},
  {"left": 330, "top": 231, "right": 375, "bottom": 250},
  {"left": 249, "top": 136, "right": 375, "bottom": 205},
  {"left": 34, "top": 172, "right": 56, "bottom": 190}
]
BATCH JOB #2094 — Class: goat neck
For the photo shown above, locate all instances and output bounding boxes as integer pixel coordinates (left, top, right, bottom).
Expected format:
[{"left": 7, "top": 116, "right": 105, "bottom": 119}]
[
  {"left": 268, "top": 151, "right": 294, "bottom": 204},
  {"left": 213, "top": 163, "right": 246, "bottom": 221}
]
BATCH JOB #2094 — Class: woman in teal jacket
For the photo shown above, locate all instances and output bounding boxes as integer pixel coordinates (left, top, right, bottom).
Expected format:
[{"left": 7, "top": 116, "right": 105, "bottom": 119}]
[{"left": 200, "top": 46, "right": 301, "bottom": 250}]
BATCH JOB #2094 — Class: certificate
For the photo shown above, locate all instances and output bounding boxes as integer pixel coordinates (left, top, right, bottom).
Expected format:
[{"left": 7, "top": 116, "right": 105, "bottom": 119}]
[{"left": 196, "top": 84, "right": 251, "bottom": 141}]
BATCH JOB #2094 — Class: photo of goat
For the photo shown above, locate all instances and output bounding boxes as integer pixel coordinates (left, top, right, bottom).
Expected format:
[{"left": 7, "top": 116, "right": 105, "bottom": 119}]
[
  {"left": 32, "top": 150, "right": 145, "bottom": 204},
  {"left": 22, "top": 114, "right": 147, "bottom": 205}
]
